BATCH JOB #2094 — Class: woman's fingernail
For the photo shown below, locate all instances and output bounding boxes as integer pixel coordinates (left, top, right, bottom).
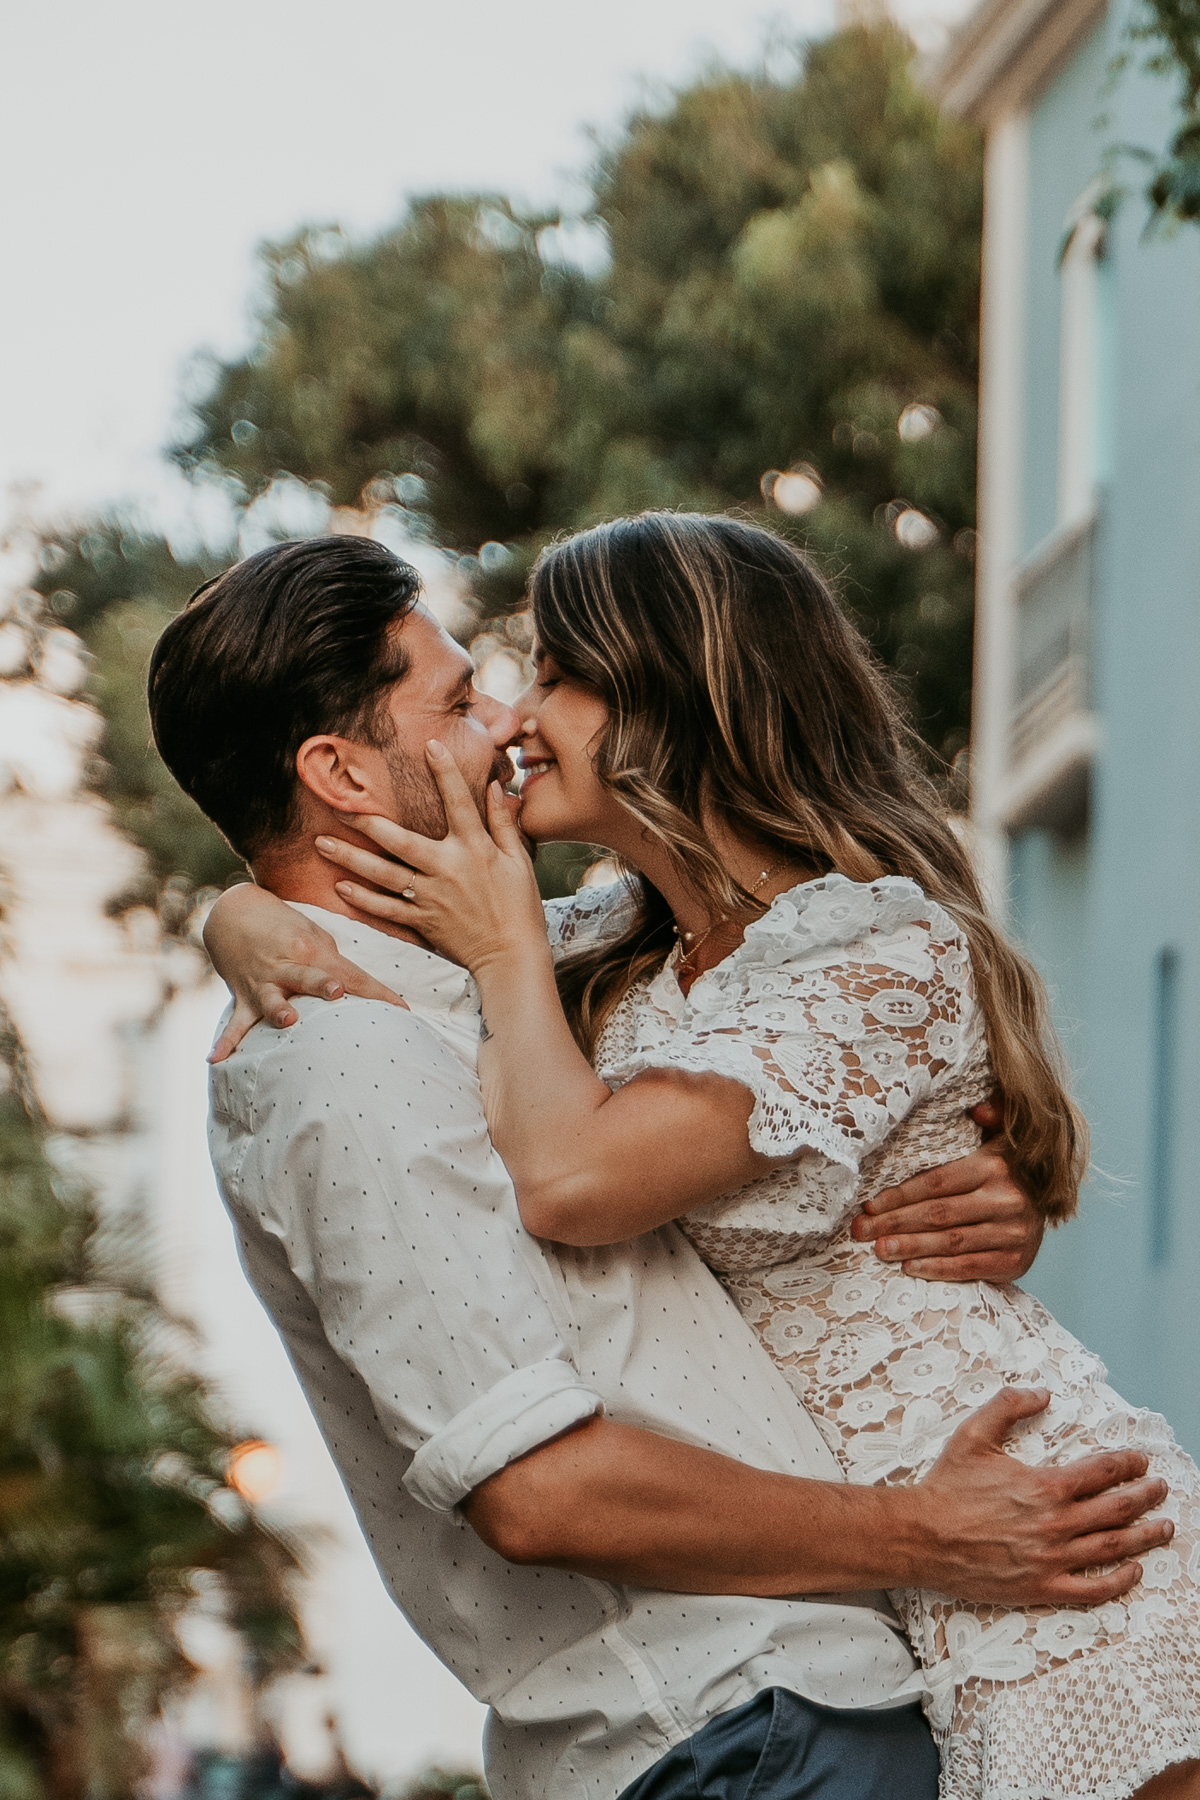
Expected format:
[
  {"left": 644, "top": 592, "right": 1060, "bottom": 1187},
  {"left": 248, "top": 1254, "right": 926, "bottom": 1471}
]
[
  {"left": 335, "top": 882, "right": 353, "bottom": 897},
  {"left": 427, "top": 738, "right": 444, "bottom": 755},
  {"left": 322, "top": 981, "right": 344, "bottom": 999},
  {"left": 315, "top": 836, "right": 335, "bottom": 851}
]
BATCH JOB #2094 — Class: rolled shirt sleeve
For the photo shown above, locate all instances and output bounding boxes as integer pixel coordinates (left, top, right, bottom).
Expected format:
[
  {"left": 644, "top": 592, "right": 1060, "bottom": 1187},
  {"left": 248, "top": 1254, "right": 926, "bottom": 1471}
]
[
  {"left": 216, "top": 1004, "right": 603, "bottom": 1510},
  {"left": 407, "top": 1357, "right": 603, "bottom": 1510}
]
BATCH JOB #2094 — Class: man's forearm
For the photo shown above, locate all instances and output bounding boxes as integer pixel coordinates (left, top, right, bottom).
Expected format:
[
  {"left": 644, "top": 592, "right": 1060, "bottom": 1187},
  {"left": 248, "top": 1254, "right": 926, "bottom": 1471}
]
[
  {"left": 466, "top": 1416, "right": 920, "bottom": 1595},
  {"left": 463, "top": 1408, "right": 1170, "bottom": 1608}
]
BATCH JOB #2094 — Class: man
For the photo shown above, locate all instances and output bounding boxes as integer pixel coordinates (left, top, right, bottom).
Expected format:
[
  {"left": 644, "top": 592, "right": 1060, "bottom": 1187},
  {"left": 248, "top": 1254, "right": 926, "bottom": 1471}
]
[{"left": 148, "top": 537, "right": 1167, "bottom": 1800}]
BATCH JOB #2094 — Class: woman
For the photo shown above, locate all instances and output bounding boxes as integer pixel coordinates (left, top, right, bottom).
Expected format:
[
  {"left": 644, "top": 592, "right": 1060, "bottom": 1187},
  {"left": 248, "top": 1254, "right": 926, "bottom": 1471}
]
[{"left": 207, "top": 513, "right": 1200, "bottom": 1797}]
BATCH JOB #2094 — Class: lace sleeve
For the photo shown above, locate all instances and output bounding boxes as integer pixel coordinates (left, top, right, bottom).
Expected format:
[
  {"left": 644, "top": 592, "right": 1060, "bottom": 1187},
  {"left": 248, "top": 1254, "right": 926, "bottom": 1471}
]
[
  {"left": 600, "top": 888, "right": 983, "bottom": 1174},
  {"left": 543, "top": 878, "right": 640, "bottom": 964}
]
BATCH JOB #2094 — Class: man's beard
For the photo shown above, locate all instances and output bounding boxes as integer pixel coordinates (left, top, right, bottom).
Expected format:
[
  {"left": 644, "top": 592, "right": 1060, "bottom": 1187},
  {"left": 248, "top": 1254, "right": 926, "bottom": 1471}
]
[{"left": 381, "top": 742, "right": 516, "bottom": 843}]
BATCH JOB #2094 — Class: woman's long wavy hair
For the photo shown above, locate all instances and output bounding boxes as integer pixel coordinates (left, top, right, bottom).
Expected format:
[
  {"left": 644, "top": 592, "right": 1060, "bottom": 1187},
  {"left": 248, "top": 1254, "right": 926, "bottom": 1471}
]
[{"left": 531, "top": 511, "right": 1086, "bottom": 1220}]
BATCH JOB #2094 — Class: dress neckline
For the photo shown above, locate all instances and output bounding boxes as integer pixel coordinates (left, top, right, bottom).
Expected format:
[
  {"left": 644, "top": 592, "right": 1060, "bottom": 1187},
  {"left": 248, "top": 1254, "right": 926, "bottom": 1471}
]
[{"left": 658, "top": 872, "right": 933, "bottom": 1008}]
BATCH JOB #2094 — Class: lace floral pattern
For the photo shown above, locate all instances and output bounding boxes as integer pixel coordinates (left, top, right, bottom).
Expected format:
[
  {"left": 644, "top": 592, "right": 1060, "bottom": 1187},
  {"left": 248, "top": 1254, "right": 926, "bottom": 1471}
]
[
  {"left": 544, "top": 877, "right": 639, "bottom": 956},
  {"left": 546, "top": 876, "right": 1200, "bottom": 1799}
]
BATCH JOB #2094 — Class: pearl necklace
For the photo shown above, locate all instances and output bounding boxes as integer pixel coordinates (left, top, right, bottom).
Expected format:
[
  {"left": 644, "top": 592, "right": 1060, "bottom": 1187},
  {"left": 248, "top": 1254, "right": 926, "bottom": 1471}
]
[{"left": 674, "top": 862, "right": 786, "bottom": 977}]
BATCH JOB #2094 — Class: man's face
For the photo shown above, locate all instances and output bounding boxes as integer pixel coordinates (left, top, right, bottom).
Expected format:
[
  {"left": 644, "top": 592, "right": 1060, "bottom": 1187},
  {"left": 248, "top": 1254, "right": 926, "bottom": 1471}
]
[{"left": 372, "top": 604, "right": 518, "bottom": 838}]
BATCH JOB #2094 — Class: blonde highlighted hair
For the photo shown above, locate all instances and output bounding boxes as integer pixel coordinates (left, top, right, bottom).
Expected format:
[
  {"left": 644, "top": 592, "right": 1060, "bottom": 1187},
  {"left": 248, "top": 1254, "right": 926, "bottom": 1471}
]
[{"left": 531, "top": 511, "right": 1086, "bottom": 1220}]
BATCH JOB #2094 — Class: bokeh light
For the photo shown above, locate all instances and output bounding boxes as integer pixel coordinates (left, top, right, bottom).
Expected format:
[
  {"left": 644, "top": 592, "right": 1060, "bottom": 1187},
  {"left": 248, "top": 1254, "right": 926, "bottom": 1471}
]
[
  {"left": 226, "top": 1439, "right": 282, "bottom": 1504},
  {"left": 762, "top": 465, "right": 823, "bottom": 516},
  {"left": 898, "top": 402, "right": 942, "bottom": 442}
]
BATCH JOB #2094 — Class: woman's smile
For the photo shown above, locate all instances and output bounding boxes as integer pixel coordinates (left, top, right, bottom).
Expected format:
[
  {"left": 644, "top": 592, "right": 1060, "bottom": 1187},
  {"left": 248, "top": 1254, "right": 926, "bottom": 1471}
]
[
  {"left": 511, "top": 648, "right": 637, "bottom": 852},
  {"left": 518, "top": 753, "right": 558, "bottom": 790}
]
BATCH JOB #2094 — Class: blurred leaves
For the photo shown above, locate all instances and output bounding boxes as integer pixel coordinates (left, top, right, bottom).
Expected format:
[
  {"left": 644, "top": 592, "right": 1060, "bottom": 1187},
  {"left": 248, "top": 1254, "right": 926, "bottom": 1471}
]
[
  {"left": 34, "top": 24, "right": 982, "bottom": 911},
  {"left": 0, "top": 1034, "right": 305, "bottom": 1798},
  {"left": 1119, "top": 0, "right": 1200, "bottom": 224},
  {"left": 385, "top": 1773, "right": 487, "bottom": 1800},
  {"left": 34, "top": 524, "right": 244, "bottom": 896},
  {"left": 1142, "top": 0, "right": 1200, "bottom": 106}
]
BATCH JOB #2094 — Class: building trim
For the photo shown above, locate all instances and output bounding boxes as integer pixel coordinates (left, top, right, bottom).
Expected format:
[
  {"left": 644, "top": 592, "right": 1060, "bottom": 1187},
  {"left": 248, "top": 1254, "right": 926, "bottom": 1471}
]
[
  {"left": 934, "top": 0, "right": 1107, "bottom": 121},
  {"left": 971, "top": 110, "right": 1030, "bottom": 911}
]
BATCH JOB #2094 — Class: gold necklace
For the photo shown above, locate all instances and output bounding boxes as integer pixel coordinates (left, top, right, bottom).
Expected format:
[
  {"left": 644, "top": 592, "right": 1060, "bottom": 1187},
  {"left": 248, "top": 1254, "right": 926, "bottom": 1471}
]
[{"left": 675, "top": 862, "right": 786, "bottom": 976}]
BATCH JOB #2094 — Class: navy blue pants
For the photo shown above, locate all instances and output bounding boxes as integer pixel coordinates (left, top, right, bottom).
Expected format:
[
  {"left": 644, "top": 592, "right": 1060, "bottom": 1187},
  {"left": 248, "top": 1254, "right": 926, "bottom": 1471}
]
[{"left": 617, "top": 1689, "right": 938, "bottom": 1800}]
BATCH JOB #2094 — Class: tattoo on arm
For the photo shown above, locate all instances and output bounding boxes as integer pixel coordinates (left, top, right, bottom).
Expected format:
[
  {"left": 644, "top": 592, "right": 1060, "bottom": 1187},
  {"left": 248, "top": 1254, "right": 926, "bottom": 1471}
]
[{"left": 480, "top": 1016, "right": 493, "bottom": 1043}]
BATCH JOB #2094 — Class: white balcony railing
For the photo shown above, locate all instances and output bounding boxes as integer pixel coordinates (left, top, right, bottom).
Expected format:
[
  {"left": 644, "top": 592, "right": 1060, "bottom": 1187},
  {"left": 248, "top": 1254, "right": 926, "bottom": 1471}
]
[{"left": 997, "top": 511, "right": 1098, "bottom": 832}]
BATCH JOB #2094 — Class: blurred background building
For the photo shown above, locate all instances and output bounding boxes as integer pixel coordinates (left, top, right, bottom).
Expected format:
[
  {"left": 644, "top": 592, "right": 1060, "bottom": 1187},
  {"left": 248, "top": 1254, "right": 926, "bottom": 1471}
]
[{"left": 940, "top": 0, "right": 1200, "bottom": 1454}]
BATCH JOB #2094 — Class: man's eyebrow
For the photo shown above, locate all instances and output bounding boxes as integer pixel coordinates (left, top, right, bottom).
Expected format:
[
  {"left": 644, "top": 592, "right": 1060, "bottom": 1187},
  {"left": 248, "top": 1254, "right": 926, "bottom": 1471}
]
[{"left": 441, "top": 665, "right": 474, "bottom": 703}]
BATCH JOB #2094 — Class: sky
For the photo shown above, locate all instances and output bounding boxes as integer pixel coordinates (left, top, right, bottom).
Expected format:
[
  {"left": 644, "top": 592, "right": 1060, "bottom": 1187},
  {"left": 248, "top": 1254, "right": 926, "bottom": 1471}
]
[{"left": 0, "top": 0, "right": 973, "bottom": 551}]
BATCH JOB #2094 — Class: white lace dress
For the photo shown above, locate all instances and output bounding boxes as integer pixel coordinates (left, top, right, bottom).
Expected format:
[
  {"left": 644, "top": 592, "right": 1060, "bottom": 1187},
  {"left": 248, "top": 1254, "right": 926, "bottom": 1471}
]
[{"left": 546, "top": 875, "right": 1200, "bottom": 1800}]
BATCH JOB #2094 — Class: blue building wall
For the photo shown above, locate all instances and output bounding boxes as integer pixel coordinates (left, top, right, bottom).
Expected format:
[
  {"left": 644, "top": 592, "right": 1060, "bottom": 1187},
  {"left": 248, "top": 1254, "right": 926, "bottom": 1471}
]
[{"left": 1007, "top": 7, "right": 1200, "bottom": 1456}]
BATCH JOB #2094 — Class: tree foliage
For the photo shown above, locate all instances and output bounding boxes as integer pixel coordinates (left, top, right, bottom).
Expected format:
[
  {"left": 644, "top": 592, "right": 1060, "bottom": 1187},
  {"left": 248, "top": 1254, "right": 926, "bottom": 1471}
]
[
  {"left": 0, "top": 1032, "right": 304, "bottom": 1798},
  {"left": 177, "top": 25, "right": 981, "bottom": 760},
  {"left": 1127, "top": 0, "right": 1200, "bottom": 220},
  {"left": 35, "top": 24, "right": 983, "bottom": 905},
  {"left": 36, "top": 527, "right": 242, "bottom": 896},
  {"left": 388, "top": 1772, "right": 487, "bottom": 1800}
]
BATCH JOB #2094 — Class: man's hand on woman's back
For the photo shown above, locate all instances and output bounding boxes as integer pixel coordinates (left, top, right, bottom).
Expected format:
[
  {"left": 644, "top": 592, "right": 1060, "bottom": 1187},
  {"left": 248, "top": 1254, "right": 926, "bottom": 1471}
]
[{"left": 852, "top": 1100, "right": 1044, "bottom": 1283}]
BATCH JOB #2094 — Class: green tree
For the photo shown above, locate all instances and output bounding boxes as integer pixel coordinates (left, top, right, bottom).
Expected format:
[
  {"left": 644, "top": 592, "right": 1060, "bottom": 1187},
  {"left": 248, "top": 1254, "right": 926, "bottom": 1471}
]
[
  {"left": 0, "top": 1028, "right": 304, "bottom": 1798},
  {"left": 36, "top": 526, "right": 241, "bottom": 897},
  {"left": 175, "top": 25, "right": 981, "bottom": 764}
]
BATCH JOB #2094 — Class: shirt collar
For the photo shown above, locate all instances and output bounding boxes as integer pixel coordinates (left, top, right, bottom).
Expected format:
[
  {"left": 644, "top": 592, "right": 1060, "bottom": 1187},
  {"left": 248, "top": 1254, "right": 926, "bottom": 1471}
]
[{"left": 288, "top": 903, "right": 478, "bottom": 1018}]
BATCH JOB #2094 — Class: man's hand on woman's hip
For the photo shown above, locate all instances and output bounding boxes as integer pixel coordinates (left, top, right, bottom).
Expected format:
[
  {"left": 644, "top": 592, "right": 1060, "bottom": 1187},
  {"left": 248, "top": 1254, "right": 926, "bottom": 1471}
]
[
  {"left": 903, "top": 1385, "right": 1171, "bottom": 1607},
  {"left": 464, "top": 1387, "right": 1171, "bottom": 1607}
]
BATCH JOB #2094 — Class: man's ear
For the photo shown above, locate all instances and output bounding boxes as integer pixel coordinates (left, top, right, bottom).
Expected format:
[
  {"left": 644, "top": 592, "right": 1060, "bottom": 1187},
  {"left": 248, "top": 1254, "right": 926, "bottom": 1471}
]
[{"left": 295, "top": 735, "right": 379, "bottom": 815}]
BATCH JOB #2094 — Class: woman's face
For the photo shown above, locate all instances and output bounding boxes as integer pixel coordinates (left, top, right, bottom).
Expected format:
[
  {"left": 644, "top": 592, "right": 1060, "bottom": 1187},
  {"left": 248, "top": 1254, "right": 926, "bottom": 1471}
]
[{"left": 514, "top": 650, "right": 629, "bottom": 849}]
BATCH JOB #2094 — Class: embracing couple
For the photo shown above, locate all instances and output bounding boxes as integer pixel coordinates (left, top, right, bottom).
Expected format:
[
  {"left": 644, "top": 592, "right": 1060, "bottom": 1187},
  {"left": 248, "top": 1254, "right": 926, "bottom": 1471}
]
[{"left": 148, "top": 519, "right": 1200, "bottom": 1800}]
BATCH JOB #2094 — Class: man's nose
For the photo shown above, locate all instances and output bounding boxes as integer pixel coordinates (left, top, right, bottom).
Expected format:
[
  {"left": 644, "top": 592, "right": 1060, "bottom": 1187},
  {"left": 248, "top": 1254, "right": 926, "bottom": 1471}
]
[
  {"left": 480, "top": 692, "right": 522, "bottom": 747},
  {"left": 502, "top": 681, "right": 540, "bottom": 748}
]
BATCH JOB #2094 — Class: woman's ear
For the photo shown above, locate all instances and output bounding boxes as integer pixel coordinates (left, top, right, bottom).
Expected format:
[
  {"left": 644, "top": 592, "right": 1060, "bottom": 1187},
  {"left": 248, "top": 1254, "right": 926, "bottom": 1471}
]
[{"left": 295, "top": 735, "right": 376, "bottom": 814}]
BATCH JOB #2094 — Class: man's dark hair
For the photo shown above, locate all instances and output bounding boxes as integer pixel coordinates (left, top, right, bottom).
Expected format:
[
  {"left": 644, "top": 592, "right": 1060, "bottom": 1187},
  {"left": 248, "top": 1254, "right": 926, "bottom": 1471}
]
[{"left": 148, "top": 535, "right": 421, "bottom": 860}]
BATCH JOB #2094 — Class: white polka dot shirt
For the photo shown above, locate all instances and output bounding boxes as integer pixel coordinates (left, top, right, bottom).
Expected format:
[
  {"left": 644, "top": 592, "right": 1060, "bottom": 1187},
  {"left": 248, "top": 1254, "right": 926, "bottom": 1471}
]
[{"left": 208, "top": 905, "right": 924, "bottom": 1800}]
